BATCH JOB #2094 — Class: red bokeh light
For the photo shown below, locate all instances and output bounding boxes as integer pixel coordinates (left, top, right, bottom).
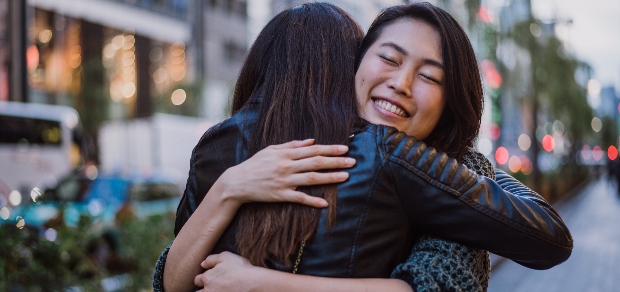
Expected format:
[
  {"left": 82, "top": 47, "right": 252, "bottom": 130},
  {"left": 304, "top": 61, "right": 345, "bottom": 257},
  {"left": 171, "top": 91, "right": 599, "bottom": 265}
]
[
  {"left": 608, "top": 145, "right": 618, "bottom": 160},
  {"left": 477, "top": 6, "right": 492, "bottom": 23},
  {"left": 481, "top": 60, "right": 502, "bottom": 89},
  {"left": 542, "top": 135, "right": 555, "bottom": 152},
  {"left": 26, "top": 45, "right": 39, "bottom": 72},
  {"left": 592, "top": 146, "right": 603, "bottom": 161},
  {"left": 495, "top": 147, "right": 509, "bottom": 165},
  {"left": 520, "top": 155, "right": 533, "bottom": 175},
  {"left": 490, "top": 123, "right": 501, "bottom": 141}
]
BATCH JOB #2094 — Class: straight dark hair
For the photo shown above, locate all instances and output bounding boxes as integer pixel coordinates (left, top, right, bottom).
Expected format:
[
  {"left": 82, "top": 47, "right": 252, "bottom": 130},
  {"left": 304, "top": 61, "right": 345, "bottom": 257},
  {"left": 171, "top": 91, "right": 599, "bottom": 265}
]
[
  {"left": 231, "top": 3, "right": 364, "bottom": 267},
  {"left": 356, "top": 2, "right": 483, "bottom": 160}
]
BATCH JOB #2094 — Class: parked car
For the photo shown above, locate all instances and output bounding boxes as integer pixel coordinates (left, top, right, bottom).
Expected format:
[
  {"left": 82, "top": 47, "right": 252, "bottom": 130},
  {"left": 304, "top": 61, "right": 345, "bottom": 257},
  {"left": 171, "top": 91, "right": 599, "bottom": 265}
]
[{"left": 7, "top": 169, "right": 181, "bottom": 229}]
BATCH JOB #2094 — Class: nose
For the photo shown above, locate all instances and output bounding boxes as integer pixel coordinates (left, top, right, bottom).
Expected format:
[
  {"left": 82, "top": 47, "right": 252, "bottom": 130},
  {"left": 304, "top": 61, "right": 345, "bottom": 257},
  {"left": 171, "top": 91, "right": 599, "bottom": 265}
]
[{"left": 387, "top": 70, "right": 413, "bottom": 97}]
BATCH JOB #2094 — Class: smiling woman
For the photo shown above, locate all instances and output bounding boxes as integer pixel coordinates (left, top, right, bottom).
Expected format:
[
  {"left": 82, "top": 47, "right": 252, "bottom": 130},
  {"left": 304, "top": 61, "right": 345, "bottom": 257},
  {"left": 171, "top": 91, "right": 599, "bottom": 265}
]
[{"left": 355, "top": 18, "right": 445, "bottom": 142}]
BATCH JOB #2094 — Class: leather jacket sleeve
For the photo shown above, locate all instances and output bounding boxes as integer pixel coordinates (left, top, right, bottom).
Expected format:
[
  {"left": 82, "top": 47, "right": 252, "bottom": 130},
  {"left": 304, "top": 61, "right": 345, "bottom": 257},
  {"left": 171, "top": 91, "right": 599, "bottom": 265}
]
[
  {"left": 391, "top": 150, "right": 494, "bottom": 290},
  {"left": 174, "top": 120, "right": 245, "bottom": 236},
  {"left": 381, "top": 127, "right": 572, "bottom": 270}
]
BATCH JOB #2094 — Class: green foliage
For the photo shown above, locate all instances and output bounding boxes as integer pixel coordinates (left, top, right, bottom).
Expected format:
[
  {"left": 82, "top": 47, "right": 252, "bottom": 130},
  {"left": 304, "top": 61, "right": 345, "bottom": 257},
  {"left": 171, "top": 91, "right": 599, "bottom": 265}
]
[{"left": 0, "top": 212, "right": 175, "bottom": 291}]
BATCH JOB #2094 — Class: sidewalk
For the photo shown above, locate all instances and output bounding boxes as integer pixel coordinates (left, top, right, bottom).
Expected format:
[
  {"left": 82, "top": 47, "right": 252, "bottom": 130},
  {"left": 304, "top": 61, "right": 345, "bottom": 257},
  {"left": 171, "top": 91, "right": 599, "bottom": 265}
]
[{"left": 488, "top": 177, "right": 620, "bottom": 292}]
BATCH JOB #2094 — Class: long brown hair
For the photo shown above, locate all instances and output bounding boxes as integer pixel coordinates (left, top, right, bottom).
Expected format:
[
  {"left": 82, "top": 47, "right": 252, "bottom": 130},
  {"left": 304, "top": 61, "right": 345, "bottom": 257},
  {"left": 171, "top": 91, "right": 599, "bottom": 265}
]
[
  {"left": 356, "top": 2, "right": 484, "bottom": 160},
  {"left": 231, "top": 3, "right": 364, "bottom": 267}
]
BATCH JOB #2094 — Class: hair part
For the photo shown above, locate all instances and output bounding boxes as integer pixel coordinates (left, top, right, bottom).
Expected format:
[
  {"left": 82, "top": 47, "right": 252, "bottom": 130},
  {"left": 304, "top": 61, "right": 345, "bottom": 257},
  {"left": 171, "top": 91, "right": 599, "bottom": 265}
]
[
  {"left": 356, "top": 2, "right": 483, "bottom": 160},
  {"left": 231, "top": 2, "right": 364, "bottom": 267}
]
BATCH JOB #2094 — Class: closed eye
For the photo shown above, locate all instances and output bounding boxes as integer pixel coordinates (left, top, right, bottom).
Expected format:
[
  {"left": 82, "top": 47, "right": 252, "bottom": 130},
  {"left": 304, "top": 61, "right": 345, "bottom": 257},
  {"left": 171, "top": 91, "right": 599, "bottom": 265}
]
[
  {"left": 379, "top": 55, "right": 398, "bottom": 66},
  {"left": 419, "top": 73, "right": 442, "bottom": 85}
]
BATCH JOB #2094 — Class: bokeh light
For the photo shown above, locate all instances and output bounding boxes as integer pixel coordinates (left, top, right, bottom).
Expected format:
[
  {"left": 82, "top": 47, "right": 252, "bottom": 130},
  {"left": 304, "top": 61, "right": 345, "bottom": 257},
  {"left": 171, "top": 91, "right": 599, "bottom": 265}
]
[
  {"left": 587, "top": 79, "right": 601, "bottom": 97},
  {"left": 490, "top": 123, "right": 501, "bottom": 141},
  {"left": 477, "top": 6, "right": 493, "bottom": 23},
  {"left": 530, "top": 23, "right": 542, "bottom": 37},
  {"left": 15, "top": 216, "right": 25, "bottom": 229},
  {"left": 171, "top": 89, "right": 187, "bottom": 106},
  {"left": 86, "top": 165, "right": 98, "bottom": 180},
  {"left": 9, "top": 191, "right": 22, "bottom": 206},
  {"left": 608, "top": 145, "right": 618, "bottom": 160},
  {"left": 581, "top": 145, "right": 592, "bottom": 161},
  {"left": 591, "top": 117, "right": 602, "bottom": 132},
  {"left": 520, "top": 156, "right": 533, "bottom": 175},
  {"left": 39, "top": 29, "right": 53, "bottom": 43},
  {"left": 481, "top": 60, "right": 502, "bottom": 88},
  {"left": 542, "top": 135, "right": 555, "bottom": 152},
  {"left": 518, "top": 134, "right": 531, "bottom": 151},
  {"left": 508, "top": 156, "right": 522, "bottom": 173},
  {"left": 553, "top": 120, "right": 565, "bottom": 134},
  {"left": 31, "top": 187, "right": 42, "bottom": 202},
  {"left": 0, "top": 207, "right": 9, "bottom": 220},
  {"left": 122, "top": 82, "right": 136, "bottom": 98},
  {"left": 45, "top": 228, "right": 57, "bottom": 241},
  {"left": 26, "top": 45, "right": 39, "bottom": 72},
  {"left": 495, "top": 147, "right": 509, "bottom": 165},
  {"left": 592, "top": 146, "right": 603, "bottom": 161}
]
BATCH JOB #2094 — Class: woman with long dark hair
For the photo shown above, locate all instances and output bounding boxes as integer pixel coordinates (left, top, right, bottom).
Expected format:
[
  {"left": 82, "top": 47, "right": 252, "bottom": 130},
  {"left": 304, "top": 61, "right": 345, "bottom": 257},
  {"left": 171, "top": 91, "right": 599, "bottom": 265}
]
[{"left": 156, "top": 3, "right": 572, "bottom": 291}]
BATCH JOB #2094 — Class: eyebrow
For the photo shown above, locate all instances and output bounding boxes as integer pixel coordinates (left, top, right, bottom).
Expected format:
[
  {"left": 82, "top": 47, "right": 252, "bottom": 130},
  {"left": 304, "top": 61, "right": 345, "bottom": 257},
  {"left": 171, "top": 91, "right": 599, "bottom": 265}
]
[{"left": 379, "top": 41, "right": 444, "bottom": 69}]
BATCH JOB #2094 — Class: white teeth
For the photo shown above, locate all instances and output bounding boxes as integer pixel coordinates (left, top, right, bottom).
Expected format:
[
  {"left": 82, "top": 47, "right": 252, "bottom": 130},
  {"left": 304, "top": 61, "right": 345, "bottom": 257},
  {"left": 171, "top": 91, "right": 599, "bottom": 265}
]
[{"left": 373, "top": 99, "right": 407, "bottom": 117}]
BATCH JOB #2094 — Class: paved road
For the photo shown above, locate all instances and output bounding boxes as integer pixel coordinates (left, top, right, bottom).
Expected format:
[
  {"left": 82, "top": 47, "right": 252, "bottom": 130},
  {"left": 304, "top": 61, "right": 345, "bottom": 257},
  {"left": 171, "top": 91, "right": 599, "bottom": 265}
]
[{"left": 488, "top": 176, "right": 620, "bottom": 292}]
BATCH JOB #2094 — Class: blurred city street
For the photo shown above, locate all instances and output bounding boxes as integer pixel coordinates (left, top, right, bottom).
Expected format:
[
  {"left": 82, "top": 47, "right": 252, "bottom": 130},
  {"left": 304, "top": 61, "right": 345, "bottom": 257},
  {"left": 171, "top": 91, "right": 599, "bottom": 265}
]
[
  {"left": 0, "top": 0, "right": 619, "bottom": 290},
  {"left": 489, "top": 175, "right": 620, "bottom": 292}
]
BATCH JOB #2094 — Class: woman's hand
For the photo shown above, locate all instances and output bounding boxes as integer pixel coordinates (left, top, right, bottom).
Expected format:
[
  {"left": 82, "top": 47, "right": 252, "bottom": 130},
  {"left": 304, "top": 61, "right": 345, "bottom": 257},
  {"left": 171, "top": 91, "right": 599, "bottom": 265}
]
[
  {"left": 216, "top": 139, "right": 355, "bottom": 208},
  {"left": 194, "top": 252, "right": 261, "bottom": 292}
]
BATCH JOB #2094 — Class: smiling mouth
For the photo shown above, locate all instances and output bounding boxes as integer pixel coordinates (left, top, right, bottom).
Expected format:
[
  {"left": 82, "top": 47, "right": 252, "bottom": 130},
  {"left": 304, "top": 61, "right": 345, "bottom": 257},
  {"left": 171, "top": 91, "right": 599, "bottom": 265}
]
[{"left": 372, "top": 98, "right": 409, "bottom": 118}]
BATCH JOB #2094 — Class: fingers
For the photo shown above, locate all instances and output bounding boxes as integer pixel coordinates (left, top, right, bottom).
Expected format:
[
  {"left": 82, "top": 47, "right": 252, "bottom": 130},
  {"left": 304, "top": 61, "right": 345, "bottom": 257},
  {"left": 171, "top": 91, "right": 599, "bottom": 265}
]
[
  {"left": 194, "top": 273, "right": 205, "bottom": 287},
  {"left": 284, "top": 190, "right": 330, "bottom": 208},
  {"left": 201, "top": 253, "right": 223, "bottom": 269},
  {"left": 270, "top": 139, "right": 315, "bottom": 150},
  {"left": 288, "top": 171, "right": 349, "bottom": 187},
  {"left": 290, "top": 156, "right": 356, "bottom": 173},
  {"left": 286, "top": 144, "right": 349, "bottom": 160}
]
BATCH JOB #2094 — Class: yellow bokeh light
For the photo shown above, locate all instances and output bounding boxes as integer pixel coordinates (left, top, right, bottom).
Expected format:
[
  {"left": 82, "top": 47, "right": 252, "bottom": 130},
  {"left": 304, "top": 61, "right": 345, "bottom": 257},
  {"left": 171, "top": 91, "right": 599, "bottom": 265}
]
[
  {"left": 122, "top": 82, "right": 136, "bottom": 98},
  {"left": 508, "top": 156, "right": 522, "bottom": 173},
  {"left": 112, "top": 35, "right": 126, "bottom": 48},
  {"left": 39, "top": 29, "right": 53, "bottom": 43},
  {"left": 123, "top": 35, "right": 135, "bottom": 50},
  {"left": 171, "top": 89, "right": 186, "bottom": 106}
]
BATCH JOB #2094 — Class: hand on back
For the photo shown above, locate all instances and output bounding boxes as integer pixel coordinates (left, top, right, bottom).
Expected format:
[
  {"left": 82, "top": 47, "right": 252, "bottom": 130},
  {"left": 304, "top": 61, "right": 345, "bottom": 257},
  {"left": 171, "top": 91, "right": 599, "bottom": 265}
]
[{"left": 216, "top": 139, "right": 355, "bottom": 208}]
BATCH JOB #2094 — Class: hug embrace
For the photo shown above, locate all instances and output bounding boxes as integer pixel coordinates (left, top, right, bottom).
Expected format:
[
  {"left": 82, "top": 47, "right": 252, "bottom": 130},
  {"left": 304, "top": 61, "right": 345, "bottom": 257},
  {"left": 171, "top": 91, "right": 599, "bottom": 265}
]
[{"left": 154, "top": 2, "right": 572, "bottom": 291}]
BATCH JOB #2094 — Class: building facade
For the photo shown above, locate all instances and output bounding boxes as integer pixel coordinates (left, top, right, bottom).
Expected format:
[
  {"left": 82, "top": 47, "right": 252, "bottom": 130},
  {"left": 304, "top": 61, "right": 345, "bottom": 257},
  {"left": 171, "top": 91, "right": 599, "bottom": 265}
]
[{"left": 0, "top": 0, "right": 249, "bottom": 122}]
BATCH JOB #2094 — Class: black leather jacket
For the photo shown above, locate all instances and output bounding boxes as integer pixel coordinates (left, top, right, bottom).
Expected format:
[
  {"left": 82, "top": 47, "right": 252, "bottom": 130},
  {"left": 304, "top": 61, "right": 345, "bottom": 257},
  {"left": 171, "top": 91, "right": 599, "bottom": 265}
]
[{"left": 175, "top": 99, "right": 572, "bottom": 278}]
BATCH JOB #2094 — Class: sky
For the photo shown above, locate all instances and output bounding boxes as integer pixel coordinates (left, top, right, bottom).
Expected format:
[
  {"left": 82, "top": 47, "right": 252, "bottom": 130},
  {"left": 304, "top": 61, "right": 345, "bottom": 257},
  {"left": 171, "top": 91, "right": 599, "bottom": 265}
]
[{"left": 531, "top": 0, "right": 619, "bottom": 89}]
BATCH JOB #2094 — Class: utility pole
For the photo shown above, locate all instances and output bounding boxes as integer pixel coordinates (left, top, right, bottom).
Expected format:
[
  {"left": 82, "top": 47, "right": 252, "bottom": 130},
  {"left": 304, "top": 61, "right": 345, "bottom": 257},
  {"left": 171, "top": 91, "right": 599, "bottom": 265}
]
[{"left": 8, "top": 0, "right": 27, "bottom": 102}]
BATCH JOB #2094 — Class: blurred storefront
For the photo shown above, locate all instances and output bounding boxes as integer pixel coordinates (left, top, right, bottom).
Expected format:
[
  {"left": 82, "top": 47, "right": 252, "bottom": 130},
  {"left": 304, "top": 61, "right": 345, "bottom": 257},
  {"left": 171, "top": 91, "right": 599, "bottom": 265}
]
[{"left": 1, "top": 0, "right": 249, "bottom": 122}]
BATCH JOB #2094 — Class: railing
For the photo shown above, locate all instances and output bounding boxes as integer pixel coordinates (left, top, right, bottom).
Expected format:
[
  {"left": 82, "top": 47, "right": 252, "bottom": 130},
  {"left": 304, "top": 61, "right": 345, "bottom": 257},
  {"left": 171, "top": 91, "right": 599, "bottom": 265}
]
[{"left": 102, "top": 0, "right": 188, "bottom": 20}]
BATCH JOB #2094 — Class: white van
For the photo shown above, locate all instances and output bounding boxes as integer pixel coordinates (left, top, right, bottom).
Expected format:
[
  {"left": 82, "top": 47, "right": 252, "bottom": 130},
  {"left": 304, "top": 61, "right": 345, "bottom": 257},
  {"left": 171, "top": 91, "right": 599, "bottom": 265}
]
[{"left": 0, "top": 101, "right": 82, "bottom": 207}]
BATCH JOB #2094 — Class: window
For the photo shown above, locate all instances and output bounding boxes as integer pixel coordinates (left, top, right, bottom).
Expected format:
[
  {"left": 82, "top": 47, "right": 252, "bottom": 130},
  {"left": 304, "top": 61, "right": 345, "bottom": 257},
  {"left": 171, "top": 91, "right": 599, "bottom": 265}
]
[
  {"left": 0, "top": 115, "right": 62, "bottom": 145},
  {"left": 223, "top": 41, "right": 246, "bottom": 62}
]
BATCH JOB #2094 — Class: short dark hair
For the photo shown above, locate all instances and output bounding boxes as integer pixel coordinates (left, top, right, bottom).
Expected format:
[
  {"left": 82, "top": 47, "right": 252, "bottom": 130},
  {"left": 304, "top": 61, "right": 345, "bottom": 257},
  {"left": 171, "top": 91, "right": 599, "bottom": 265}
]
[
  {"left": 231, "top": 2, "right": 364, "bottom": 267},
  {"left": 356, "top": 2, "right": 483, "bottom": 160}
]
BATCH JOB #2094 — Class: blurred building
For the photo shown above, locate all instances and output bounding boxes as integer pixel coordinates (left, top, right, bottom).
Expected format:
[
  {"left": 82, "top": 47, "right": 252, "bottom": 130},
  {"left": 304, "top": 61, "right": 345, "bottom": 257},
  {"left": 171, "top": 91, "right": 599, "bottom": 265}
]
[
  {"left": 270, "top": 0, "right": 401, "bottom": 30},
  {"left": 0, "top": 0, "right": 249, "bottom": 121},
  {"left": 596, "top": 86, "right": 619, "bottom": 120}
]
